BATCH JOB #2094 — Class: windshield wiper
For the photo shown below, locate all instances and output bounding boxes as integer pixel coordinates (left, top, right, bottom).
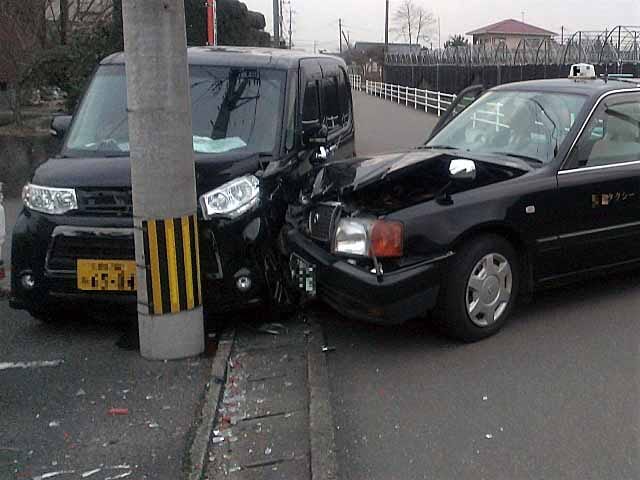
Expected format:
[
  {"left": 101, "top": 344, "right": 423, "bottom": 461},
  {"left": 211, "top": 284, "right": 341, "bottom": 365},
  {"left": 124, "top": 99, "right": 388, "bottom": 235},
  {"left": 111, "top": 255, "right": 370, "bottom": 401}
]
[{"left": 491, "top": 151, "right": 544, "bottom": 164}]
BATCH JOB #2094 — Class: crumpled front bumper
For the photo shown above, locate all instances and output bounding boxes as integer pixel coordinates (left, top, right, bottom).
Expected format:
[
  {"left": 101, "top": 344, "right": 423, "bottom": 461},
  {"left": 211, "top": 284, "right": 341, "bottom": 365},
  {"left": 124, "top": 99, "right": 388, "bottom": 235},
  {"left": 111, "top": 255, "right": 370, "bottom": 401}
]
[{"left": 286, "top": 229, "right": 446, "bottom": 325}]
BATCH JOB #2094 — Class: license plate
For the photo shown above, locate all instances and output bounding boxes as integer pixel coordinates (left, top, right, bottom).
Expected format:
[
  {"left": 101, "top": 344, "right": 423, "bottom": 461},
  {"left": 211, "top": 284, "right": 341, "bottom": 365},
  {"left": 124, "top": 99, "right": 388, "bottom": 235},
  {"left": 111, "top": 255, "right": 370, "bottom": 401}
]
[
  {"left": 77, "top": 260, "right": 137, "bottom": 292},
  {"left": 290, "top": 254, "right": 316, "bottom": 297}
]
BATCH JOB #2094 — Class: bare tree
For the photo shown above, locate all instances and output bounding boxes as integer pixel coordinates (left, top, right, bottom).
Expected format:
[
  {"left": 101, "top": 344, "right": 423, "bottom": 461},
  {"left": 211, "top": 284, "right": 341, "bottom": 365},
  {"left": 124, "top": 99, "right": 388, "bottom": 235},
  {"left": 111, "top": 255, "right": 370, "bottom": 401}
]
[
  {"left": 46, "top": 0, "right": 114, "bottom": 44},
  {"left": 392, "top": 0, "right": 436, "bottom": 47},
  {"left": 0, "top": 0, "right": 46, "bottom": 125}
]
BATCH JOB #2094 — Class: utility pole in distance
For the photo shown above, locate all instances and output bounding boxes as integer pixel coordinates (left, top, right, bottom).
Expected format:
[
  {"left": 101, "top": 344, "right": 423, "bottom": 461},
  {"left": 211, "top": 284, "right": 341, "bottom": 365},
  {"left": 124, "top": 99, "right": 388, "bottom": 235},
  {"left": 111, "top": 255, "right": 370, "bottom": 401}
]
[
  {"left": 273, "top": 0, "right": 280, "bottom": 47},
  {"left": 121, "top": 0, "right": 204, "bottom": 360},
  {"left": 289, "top": 4, "right": 292, "bottom": 49},
  {"left": 384, "top": 0, "right": 389, "bottom": 82},
  {"left": 339, "top": 18, "right": 343, "bottom": 53}
]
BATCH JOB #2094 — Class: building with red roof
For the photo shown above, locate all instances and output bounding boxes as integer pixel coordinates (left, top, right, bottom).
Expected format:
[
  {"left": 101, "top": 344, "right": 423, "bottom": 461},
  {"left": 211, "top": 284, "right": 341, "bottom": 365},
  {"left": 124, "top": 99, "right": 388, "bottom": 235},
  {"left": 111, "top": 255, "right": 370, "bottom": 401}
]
[{"left": 466, "top": 19, "right": 556, "bottom": 49}]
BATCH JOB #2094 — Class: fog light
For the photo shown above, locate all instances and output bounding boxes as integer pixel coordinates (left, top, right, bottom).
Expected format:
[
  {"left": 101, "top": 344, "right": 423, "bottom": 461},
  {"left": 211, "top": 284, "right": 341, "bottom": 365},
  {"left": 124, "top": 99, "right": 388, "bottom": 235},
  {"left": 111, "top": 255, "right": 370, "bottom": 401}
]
[
  {"left": 236, "top": 276, "right": 252, "bottom": 292},
  {"left": 21, "top": 273, "right": 36, "bottom": 290}
]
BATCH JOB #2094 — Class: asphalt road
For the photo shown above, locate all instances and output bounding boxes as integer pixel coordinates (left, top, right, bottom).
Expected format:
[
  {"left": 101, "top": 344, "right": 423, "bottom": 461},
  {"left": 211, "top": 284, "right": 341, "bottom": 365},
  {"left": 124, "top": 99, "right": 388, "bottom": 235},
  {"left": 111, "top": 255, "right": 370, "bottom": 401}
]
[{"left": 323, "top": 93, "right": 640, "bottom": 480}]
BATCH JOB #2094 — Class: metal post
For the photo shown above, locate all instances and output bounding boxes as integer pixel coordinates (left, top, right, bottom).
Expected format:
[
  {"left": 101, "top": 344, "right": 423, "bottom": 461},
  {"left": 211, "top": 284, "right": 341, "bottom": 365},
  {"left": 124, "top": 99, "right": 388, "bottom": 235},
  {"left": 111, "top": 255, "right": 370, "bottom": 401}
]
[
  {"left": 122, "top": 0, "right": 204, "bottom": 360},
  {"left": 273, "top": 0, "right": 280, "bottom": 47},
  {"left": 578, "top": 32, "right": 582, "bottom": 63},
  {"left": 437, "top": 91, "right": 441, "bottom": 116},
  {"left": 339, "top": 18, "right": 342, "bottom": 54}
]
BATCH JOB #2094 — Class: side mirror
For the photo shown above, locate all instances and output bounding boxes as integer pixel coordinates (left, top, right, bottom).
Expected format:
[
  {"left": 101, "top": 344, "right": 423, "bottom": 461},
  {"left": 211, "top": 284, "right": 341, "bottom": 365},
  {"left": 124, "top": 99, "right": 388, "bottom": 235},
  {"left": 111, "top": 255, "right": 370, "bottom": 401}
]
[
  {"left": 449, "top": 159, "right": 476, "bottom": 182},
  {"left": 50, "top": 115, "right": 72, "bottom": 138}
]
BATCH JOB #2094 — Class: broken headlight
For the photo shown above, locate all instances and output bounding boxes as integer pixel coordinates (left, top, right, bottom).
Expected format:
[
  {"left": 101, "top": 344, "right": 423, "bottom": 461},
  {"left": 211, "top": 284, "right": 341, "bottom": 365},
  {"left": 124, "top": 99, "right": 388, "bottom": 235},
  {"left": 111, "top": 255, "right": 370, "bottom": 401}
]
[
  {"left": 200, "top": 175, "right": 260, "bottom": 220},
  {"left": 333, "top": 218, "right": 404, "bottom": 258},
  {"left": 22, "top": 184, "right": 78, "bottom": 215},
  {"left": 333, "top": 219, "right": 371, "bottom": 257}
]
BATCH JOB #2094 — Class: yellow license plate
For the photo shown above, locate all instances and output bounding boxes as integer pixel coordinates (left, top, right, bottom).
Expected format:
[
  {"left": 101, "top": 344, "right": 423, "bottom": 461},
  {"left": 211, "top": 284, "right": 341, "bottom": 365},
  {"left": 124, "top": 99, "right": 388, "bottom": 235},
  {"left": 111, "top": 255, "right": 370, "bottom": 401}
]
[{"left": 77, "top": 260, "right": 137, "bottom": 292}]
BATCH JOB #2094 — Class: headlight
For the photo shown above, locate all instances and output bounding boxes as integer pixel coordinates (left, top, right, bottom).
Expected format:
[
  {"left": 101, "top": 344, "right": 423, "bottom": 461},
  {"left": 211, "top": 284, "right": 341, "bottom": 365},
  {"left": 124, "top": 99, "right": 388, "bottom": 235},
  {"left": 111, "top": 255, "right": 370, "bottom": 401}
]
[
  {"left": 333, "top": 218, "right": 404, "bottom": 258},
  {"left": 199, "top": 175, "right": 260, "bottom": 219},
  {"left": 333, "top": 219, "right": 371, "bottom": 257},
  {"left": 22, "top": 184, "right": 78, "bottom": 215}
]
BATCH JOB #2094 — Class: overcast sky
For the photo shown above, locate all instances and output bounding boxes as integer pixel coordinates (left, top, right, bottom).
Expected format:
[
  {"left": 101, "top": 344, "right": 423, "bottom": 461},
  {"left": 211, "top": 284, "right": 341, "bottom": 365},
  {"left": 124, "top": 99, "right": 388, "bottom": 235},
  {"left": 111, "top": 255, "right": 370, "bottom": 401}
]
[{"left": 241, "top": 0, "right": 640, "bottom": 52}]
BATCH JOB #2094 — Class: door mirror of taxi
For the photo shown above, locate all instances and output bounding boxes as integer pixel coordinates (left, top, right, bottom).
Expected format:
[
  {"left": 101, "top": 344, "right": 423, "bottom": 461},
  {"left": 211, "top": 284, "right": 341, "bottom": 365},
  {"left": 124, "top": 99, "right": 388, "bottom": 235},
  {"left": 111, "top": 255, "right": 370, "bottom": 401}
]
[
  {"left": 51, "top": 115, "right": 72, "bottom": 138},
  {"left": 449, "top": 159, "right": 477, "bottom": 182}
]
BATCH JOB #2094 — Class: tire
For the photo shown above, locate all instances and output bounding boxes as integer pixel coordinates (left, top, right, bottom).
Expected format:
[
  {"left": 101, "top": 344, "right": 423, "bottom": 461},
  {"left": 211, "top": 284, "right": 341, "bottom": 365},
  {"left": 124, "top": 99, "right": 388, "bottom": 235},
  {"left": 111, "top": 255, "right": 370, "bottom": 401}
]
[{"left": 436, "top": 234, "right": 520, "bottom": 342}]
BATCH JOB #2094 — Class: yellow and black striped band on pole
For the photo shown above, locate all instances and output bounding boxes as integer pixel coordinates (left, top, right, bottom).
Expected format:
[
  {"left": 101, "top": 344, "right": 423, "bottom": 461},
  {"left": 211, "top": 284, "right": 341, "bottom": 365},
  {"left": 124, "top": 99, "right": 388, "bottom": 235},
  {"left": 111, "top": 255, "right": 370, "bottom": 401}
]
[{"left": 142, "top": 215, "right": 202, "bottom": 316}]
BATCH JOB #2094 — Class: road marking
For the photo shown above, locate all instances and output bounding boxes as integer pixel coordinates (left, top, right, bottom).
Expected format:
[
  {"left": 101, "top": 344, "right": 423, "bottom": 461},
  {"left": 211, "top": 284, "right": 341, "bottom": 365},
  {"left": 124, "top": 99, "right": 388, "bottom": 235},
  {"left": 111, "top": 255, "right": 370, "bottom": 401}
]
[{"left": 0, "top": 360, "right": 63, "bottom": 371}]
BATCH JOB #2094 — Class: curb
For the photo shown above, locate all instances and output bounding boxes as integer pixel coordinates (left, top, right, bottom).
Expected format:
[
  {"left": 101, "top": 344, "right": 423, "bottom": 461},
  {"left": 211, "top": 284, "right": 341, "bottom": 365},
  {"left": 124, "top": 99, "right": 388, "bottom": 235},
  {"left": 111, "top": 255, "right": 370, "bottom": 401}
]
[
  {"left": 186, "top": 329, "right": 236, "bottom": 480},
  {"left": 307, "top": 321, "right": 338, "bottom": 480}
]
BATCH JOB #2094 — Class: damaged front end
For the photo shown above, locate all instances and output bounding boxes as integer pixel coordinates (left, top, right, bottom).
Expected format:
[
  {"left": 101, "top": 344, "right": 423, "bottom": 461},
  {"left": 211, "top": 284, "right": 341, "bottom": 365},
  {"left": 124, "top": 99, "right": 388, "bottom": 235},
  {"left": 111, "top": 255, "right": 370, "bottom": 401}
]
[{"left": 286, "top": 148, "right": 529, "bottom": 324}]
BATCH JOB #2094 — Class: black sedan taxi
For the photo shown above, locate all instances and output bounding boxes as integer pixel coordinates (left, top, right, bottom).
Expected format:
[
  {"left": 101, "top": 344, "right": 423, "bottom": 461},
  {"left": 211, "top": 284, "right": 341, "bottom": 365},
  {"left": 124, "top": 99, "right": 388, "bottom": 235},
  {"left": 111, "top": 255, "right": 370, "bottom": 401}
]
[{"left": 287, "top": 65, "right": 640, "bottom": 341}]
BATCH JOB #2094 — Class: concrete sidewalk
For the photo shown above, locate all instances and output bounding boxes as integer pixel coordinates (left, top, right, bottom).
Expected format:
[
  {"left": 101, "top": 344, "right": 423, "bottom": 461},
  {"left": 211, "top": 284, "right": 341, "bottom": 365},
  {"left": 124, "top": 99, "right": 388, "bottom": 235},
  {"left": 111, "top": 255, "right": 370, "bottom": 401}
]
[{"left": 203, "top": 314, "right": 336, "bottom": 480}]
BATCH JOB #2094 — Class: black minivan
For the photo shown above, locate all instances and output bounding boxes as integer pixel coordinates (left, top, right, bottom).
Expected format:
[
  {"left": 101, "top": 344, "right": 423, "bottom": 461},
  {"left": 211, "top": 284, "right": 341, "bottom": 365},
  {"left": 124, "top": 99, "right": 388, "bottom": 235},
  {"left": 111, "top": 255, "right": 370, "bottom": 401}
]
[{"left": 10, "top": 46, "right": 355, "bottom": 321}]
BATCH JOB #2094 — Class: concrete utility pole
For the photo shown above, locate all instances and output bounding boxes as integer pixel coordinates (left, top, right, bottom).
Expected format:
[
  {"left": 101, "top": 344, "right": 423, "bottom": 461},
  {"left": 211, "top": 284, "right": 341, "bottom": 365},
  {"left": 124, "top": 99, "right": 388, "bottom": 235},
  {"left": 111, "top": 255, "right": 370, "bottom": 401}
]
[
  {"left": 273, "top": 0, "right": 280, "bottom": 47},
  {"left": 384, "top": 0, "right": 389, "bottom": 48},
  {"left": 122, "top": 0, "right": 204, "bottom": 360}
]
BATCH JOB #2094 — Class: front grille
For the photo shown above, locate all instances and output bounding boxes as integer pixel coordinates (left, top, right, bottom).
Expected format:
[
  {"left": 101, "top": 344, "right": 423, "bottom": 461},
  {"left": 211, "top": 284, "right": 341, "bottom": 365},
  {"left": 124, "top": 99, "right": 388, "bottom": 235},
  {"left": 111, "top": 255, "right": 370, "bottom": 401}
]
[
  {"left": 47, "top": 234, "right": 135, "bottom": 272},
  {"left": 76, "top": 189, "right": 133, "bottom": 216},
  {"left": 308, "top": 203, "right": 341, "bottom": 242}
]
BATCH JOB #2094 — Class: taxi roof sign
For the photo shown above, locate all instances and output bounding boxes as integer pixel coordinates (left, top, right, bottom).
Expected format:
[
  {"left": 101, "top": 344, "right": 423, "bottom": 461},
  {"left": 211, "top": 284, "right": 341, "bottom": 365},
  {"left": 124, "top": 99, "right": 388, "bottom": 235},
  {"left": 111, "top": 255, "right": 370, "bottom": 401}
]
[{"left": 569, "top": 63, "right": 596, "bottom": 80}]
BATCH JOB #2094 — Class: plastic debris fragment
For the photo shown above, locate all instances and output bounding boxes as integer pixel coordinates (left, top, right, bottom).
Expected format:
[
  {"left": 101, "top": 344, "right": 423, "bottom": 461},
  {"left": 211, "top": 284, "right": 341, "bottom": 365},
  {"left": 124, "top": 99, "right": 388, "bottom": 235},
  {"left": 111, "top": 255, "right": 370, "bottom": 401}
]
[
  {"left": 211, "top": 436, "right": 225, "bottom": 444},
  {"left": 48, "top": 421, "right": 60, "bottom": 428},
  {"left": 81, "top": 469, "right": 101, "bottom": 478},
  {"left": 76, "top": 389, "right": 86, "bottom": 397},
  {"left": 104, "top": 472, "right": 132, "bottom": 480},
  {"left": 107, "top": 408, "right": 129, "bottom": 416},
  {"left": 257, "top": 323, "right": 286, "bottom": 335},
  {"left": 485, "top": 434, "right": 493, "bottom": 439},
  {"left": 265, "top": 447, "right": 272, "bottom": 455},
  {"left": 33, "top": 471, "right": 75, "bottom": 480}
]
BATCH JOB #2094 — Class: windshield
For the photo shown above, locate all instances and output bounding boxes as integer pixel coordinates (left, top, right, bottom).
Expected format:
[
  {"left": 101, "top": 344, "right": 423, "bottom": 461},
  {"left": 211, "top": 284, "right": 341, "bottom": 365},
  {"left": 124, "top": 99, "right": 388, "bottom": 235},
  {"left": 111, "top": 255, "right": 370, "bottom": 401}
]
[
  {"left": 64, "top": 65, "right": 286, "bottom": 156},
  {"left": 426, "top": 90, "right": 587, "bottom": 164}
]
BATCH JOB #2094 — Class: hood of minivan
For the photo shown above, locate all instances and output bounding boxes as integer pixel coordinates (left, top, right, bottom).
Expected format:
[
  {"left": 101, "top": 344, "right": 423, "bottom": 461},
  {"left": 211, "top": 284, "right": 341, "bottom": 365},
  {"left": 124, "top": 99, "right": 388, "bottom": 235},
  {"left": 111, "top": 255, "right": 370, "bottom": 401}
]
[{"left": 32, "top": 152, "right": 265, "bottom": 196}]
